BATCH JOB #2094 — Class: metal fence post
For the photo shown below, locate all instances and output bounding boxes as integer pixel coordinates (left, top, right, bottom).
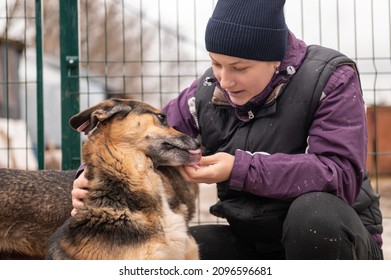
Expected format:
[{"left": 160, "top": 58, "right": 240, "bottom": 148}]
[
  {"left": 35, "top": 0, "right": 44, "bottom": 169},
  {"left": 59, "top": 0, "right": 80, "bottom": 170}
]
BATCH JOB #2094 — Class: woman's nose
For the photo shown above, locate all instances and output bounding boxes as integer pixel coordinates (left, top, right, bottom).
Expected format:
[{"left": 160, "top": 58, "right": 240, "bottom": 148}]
[{"left": 217, "top": 69, "right": 235, "bottom": 89}]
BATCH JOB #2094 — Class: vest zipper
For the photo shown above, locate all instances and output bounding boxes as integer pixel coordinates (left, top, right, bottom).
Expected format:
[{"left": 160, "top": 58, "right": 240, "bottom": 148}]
[{"left": 248, "top": 111, "right": 254, "bottom": 119}]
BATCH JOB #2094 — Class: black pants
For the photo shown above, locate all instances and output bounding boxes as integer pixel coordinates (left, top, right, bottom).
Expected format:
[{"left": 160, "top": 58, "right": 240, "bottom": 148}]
[{"left": 189, "top": 192, "right": 383, "bottom": 260}]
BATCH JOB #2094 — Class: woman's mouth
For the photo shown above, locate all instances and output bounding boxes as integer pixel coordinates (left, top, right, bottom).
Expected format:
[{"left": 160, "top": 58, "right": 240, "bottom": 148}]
[{"left": 227, "top": 88, "right": 248, "bottom": 98}]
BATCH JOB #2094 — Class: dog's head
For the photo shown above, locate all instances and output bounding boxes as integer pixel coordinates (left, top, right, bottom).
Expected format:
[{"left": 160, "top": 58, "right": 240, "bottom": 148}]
[{"left": 69, "top": 98, "right": 201, "bottom": 166}]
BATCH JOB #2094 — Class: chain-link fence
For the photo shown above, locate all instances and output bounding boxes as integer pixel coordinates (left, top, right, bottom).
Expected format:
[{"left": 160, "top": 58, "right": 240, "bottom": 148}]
[{"left": 1, "top": 0, "right": 391, "bottom": 256}]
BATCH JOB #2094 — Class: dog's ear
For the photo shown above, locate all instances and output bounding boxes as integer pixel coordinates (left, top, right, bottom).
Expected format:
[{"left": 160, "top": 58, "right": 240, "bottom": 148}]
[{"left": 69, "top": 99, "right": 132, "bottom": 135}]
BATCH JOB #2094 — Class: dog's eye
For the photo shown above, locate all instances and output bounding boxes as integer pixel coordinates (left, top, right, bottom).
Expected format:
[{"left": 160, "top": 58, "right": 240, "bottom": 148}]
[{"left": 157, "top": 113, "right": 167, "bottom": 125}]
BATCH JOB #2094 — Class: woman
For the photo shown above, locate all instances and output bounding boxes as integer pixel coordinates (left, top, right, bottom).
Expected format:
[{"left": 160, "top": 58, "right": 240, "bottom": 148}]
[{"left": 72, "top": 0, "right": 383, "bottom": 259}]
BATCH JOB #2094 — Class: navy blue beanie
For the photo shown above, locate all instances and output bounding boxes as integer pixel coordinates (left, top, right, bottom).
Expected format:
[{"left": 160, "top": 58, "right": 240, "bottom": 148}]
[{"left": 205, "top": 0, "right": 287, "bottom": 61}]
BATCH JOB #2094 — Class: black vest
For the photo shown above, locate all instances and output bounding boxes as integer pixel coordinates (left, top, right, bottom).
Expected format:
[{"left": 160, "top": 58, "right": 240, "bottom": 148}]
[
  {"left": 196, "top": 45, "right": 359, "bottom": 156},
  {"left": 195, "top": 45, "right": 382, "bottom": 236}
]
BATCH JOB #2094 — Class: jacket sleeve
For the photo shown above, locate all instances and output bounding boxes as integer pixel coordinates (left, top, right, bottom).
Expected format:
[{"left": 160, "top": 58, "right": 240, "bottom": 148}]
[
  {"left": 230, "top": 65, "right": 367, "bottom": 205},
  {"left": 162, "top": 79, "right": 200, "bottom": 138}
]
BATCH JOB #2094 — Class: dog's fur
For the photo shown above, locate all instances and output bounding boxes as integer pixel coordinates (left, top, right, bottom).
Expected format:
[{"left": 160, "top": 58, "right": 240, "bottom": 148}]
[
  {"left": 0, "top": 168, "right": 76, "bottom": 259},
  {"left": 45, "top": 98, "right": 201, "bottom": 260}
]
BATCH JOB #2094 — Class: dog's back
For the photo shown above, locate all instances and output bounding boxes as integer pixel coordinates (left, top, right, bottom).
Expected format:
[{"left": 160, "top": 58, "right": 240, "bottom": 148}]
[{"left": 0, "top": 168, "right": 76, "bottom": 259}]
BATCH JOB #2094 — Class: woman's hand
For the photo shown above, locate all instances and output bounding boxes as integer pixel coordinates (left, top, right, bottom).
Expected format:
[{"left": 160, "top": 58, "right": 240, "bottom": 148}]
[
  {"left": 71, "top": 169, "right": 90, "bottom": 216},
  {"left": 178, "top": 152, "right": 235, "bottom": 184}
]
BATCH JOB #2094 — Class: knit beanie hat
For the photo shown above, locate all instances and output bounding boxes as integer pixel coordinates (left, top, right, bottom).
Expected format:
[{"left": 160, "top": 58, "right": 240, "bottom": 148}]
[{"left": 205, "top": 0, "right": 287, "bottom": 61}]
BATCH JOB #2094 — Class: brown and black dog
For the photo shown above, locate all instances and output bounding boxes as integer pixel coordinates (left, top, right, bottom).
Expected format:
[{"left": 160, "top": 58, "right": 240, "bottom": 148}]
[{"left": 45, "top": 98, "right": 201, "bottom": 260}]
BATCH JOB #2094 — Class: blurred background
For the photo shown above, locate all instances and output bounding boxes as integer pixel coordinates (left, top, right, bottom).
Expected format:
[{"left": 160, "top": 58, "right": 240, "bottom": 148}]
[{"left": 1, "top": 0, "right": 390, "bottom": 258}]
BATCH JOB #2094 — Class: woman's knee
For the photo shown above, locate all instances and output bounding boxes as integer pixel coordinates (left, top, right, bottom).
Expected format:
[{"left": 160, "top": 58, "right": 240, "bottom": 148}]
[
  {"left": 284, "top": 192, "right": 349, "bottom": 234},
  {"left": 282, "top": 192, "right": 360, "bottom": 259}
]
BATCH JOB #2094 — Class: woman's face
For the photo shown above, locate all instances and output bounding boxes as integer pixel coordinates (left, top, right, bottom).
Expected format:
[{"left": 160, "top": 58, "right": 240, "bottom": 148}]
[{"left": 210, "top": 53, "right": 280, "bottom": 106}]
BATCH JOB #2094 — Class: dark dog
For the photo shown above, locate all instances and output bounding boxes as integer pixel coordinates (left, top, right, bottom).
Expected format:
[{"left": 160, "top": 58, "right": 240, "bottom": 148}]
[
  {"left": 45, "top": 98, "right": 201, "bottom": 259},
  {"left": 0, "top": 168, "right": 76, "bottom": 259}
]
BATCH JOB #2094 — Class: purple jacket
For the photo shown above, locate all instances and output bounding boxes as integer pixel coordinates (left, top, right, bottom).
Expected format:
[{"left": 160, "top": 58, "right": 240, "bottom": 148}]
[{"left": 163, "top": 31, "right": 367, "bottom": 206}]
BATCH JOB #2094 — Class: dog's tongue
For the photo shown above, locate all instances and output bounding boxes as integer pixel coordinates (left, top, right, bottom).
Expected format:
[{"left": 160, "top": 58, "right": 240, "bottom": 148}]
[{"left": 188, "top": 149, "right": 202, "bottom": 164}]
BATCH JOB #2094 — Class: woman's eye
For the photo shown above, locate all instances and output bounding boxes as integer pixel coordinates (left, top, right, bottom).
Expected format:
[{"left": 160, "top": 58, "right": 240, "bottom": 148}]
[
  {"left": 211, "top": 62, "right": 222, "bottom": 68},
  {"left": 234, "top": 67, "right": 247, "bottom": 72}
]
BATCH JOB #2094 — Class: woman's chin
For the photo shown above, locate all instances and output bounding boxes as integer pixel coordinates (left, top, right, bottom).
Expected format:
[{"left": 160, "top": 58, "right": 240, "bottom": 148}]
[{"left": 229, "top": 97, "right": 249, "bottom": 106}]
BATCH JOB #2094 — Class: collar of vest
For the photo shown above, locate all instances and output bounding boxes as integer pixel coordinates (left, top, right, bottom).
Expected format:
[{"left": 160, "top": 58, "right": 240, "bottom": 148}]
[{"left": 212, "top": 83, "right": 285, "bottom": 121}]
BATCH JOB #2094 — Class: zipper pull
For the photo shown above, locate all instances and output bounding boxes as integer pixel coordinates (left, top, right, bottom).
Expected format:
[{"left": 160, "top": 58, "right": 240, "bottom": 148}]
[
  {"left": 248, "top": 111, "right": 254, "bottom": 119},
  {"left": 203, "top": 76, "right": 216, "bottom": 86}
]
